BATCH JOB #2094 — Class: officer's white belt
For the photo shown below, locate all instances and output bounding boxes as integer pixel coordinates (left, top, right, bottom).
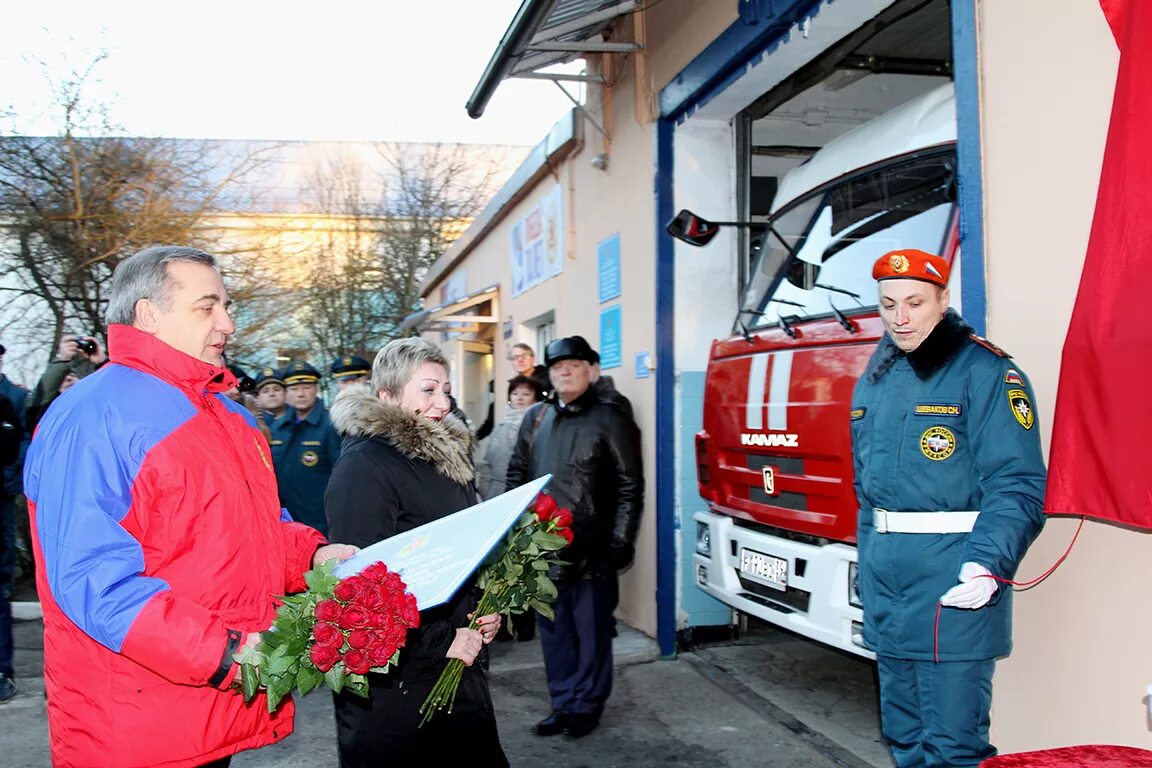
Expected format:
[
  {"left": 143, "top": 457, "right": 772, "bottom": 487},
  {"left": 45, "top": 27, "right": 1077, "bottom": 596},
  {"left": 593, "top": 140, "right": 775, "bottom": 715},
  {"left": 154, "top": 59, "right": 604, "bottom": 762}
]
[{"left": 872, "top": 509, "right": 979, "bottom": 534}]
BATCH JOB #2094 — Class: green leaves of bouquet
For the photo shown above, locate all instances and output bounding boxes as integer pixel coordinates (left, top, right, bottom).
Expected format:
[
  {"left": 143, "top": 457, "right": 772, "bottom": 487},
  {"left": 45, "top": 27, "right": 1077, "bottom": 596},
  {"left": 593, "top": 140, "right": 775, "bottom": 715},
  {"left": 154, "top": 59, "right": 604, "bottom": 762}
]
[
  {"left": 478, "top": 492, "right": 573, "bottom": 622},
  {"left": 235, "top": 559, "right": 420, "bottom": 712},
  {"left": 420, "top": 491, "right": 573, "bottom": 725}
]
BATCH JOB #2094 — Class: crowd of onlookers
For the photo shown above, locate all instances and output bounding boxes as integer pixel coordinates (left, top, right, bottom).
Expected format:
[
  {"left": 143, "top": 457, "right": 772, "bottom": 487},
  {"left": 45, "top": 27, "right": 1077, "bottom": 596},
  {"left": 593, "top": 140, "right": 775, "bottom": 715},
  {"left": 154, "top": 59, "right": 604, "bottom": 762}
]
[{"left": 0, "top": 233, "right": 647, "bottom": 768}]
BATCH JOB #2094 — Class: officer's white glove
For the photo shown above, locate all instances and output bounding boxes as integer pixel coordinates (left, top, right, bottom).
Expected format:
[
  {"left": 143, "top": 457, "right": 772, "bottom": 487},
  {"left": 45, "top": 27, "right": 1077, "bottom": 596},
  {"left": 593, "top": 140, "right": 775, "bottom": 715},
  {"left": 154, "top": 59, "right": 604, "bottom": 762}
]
[{"left": 938, "top": 562, "right": 998, "bottom": 609}]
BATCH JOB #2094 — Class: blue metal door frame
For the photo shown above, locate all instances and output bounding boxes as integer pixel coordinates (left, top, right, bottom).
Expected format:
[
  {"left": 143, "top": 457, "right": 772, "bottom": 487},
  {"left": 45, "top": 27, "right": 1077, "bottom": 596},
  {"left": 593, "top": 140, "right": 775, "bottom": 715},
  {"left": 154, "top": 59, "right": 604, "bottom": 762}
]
[{"left": 652, "top": 0, "right": 985, "bottom": 657}]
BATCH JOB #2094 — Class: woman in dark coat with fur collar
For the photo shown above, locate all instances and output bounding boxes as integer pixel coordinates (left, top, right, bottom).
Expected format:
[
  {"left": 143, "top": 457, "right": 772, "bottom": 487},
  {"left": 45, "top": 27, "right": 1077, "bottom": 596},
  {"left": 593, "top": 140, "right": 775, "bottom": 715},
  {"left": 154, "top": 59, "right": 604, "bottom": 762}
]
[{"left": 325, "top": 337, "right": 508, "bottom": 767}]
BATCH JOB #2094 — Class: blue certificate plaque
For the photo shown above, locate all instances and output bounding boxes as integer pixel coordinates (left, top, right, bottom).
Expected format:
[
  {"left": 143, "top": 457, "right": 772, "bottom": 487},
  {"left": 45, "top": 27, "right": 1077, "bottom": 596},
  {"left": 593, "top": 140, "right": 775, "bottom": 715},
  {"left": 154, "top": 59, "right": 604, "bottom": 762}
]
[{"left": 333, "top": 475, "right": 553, "bottom": 609}]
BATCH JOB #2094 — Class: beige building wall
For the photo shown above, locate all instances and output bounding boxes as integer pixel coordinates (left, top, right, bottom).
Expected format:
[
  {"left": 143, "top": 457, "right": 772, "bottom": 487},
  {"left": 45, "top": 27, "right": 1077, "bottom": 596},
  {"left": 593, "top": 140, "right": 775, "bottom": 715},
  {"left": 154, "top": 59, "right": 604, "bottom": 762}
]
[
  {"left": 424, "top": 0, "right": 740, "bottom": 637},
  {"left": 979, "top": 0, "right": 1151, "bottom": 751}
]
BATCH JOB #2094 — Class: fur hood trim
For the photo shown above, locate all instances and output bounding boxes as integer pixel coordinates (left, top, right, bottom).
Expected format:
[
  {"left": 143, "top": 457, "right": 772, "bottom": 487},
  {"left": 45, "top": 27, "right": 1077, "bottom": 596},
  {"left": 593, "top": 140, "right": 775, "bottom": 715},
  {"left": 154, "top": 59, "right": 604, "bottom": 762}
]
[
  {"left": 330, "top": 388, "right": 474, "bottom": 485},
  {"left": 867, "top": 308, "right": 972, "bottom": 383}
]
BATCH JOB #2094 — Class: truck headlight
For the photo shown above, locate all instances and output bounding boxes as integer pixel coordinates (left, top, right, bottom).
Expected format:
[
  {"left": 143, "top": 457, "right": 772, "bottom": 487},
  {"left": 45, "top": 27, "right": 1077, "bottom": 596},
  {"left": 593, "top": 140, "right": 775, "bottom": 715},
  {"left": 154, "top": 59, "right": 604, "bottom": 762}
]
[
  {"left": 695, "top": 522, "right": 712, "bottom": 557},
  {"left": 848, "top": 561, "right": 862, "bottom": 609}
]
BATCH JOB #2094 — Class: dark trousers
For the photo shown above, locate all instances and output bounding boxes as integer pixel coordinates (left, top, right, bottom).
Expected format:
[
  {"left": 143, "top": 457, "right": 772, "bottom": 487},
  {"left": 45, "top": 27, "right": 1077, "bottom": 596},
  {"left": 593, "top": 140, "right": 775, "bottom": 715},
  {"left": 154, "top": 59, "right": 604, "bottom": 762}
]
[
  {"left": 0, "top": 494, "right": 14, "bottom": 678},
  {"left": 537, "top": 577, "right": 618, "bottom": 716},
  {"left": 876, "top": 656, "right": 996, "bottom": 768},
  {"left": 196, "top": 759, "right": 231, "bottom": 767}
]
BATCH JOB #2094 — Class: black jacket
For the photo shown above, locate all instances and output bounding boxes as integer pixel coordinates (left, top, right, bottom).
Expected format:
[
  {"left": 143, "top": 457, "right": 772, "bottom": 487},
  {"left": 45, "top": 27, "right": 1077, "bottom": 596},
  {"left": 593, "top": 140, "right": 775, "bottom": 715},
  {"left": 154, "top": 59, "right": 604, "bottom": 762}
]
[
  {"left": 326, "top": 389, "right": 481, "bottom": 681},
  {"left": 506, "top": 387, "right": 644, "bottom": 581},
  {"left": 325, "top": 390, "right": 506, "bottom": 766}
]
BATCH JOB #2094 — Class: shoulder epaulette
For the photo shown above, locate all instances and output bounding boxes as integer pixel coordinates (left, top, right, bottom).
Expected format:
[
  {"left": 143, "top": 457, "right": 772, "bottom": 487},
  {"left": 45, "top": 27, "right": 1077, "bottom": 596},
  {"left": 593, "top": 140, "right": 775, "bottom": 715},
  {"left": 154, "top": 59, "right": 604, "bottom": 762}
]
[{"left": 969, "top": 333, "right": 1011, "bottom": 358}]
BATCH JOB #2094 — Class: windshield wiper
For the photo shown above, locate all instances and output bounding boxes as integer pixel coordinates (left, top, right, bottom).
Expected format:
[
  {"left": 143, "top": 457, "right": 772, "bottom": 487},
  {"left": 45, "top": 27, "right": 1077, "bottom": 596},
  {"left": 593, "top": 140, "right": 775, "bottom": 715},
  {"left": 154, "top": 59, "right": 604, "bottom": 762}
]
[
  {"left": 736, "top": 317, "right": 755, "bottom": 344},
  {"left": 829, "top": 298, "right": 860, "bottom": 334},
  {"left": 766, "top": 298, "right": 804, "bottom": 308},
  {"left": 814, "top": 283, "right": 860, "bottom": 300},
  {"left": 778, "top": 314, "right": 800, "bottom": 339}
]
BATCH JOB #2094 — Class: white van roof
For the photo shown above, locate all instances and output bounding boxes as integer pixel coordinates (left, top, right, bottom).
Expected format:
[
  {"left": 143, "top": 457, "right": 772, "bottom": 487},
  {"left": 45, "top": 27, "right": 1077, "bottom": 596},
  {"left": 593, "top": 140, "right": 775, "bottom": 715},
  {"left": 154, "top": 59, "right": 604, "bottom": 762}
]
[{"left": 771, "top": 82, "right": 957, "bottom": 213}]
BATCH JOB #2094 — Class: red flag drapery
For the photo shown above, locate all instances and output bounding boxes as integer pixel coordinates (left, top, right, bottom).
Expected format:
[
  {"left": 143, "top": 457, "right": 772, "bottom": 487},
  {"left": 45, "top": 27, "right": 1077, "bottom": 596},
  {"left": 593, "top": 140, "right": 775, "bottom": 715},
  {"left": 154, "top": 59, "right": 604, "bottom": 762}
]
[{"left": 1045, "top": 0, "right": 1152, "bottom": 527}]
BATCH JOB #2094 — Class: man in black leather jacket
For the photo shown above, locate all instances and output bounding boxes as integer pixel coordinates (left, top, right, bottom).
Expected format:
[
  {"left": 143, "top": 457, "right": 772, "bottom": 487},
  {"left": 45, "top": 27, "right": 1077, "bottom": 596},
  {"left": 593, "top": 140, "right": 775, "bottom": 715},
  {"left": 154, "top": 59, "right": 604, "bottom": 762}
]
[{"left": 506, "top": 335, "right": 643, "bottom": 740}]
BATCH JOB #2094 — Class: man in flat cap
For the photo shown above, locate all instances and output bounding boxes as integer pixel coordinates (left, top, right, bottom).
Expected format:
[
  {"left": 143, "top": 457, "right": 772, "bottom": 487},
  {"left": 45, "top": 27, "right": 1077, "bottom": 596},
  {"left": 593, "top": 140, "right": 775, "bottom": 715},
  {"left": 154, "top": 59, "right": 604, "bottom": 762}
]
[
  {"left": 330, "top": 355, "right": 371, "bottom": 392},
  {"left": 850, "top": 249, "right": 1046, "bottom": 767},
  {"left": 270, "top": 361, "right": 341, "bottom": 536},
  {"left": 507, "top": 335, "right": 643, "bottom": 740}
]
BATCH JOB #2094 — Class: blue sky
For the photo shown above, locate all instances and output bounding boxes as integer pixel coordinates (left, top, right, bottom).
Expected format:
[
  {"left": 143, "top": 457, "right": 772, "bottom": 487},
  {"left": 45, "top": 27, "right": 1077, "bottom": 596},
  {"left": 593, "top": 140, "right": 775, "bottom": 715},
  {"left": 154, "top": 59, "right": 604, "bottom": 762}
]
[{"left": 0, "top": 1, "right": 576, "bottom": 146}]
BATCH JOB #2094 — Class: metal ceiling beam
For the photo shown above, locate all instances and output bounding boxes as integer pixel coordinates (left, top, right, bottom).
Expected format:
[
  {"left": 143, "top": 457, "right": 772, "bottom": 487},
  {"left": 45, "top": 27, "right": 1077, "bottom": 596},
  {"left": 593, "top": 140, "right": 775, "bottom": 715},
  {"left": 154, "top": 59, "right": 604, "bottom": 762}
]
[
  {"left": 527, "top": 41, "right": 641, "bottom": 53},
  {"left": 513, "top": 72, "right": 604, "bottom": 83}
]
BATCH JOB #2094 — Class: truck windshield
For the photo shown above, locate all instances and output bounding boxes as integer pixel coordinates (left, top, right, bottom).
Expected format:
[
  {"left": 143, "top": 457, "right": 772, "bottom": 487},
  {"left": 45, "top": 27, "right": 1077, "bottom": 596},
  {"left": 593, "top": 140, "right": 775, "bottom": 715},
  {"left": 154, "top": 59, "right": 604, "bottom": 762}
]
[{"left": 739, "top": 149, "right": 957, "bottom": 330}]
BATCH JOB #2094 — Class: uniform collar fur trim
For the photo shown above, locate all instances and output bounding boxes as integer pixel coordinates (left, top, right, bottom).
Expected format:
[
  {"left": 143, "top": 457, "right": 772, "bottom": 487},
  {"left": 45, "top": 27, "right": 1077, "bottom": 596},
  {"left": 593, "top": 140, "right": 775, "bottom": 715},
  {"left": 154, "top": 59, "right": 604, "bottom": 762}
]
[{"left": 867, "top": 309, "right": 972, "bottom": 382}]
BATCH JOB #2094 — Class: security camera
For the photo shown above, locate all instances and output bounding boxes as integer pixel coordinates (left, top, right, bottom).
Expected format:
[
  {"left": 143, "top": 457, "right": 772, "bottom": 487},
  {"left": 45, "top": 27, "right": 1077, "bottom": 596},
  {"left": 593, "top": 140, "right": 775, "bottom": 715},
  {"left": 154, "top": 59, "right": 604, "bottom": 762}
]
[{"left": 590, "top": 153, "right": 609, "bottom": 171}]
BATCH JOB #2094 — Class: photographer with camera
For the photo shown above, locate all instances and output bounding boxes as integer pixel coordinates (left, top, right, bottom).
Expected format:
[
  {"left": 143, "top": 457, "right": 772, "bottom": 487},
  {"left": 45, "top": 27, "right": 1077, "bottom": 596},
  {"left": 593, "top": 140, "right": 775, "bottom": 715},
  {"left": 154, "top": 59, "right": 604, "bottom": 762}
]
[{"left": 26, "top": 334, "right": 107, "bottom": 431}]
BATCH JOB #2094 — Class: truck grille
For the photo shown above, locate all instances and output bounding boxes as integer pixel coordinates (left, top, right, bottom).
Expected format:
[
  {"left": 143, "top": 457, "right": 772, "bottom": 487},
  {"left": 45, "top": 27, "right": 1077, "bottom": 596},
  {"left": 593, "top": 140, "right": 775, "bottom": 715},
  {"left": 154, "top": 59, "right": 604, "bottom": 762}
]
[
  {"left": 745, "top": 454, "right": 808, "bottom": 510},
  {"left": 737, "top": 577, "right": 812, "bottom": 614}
]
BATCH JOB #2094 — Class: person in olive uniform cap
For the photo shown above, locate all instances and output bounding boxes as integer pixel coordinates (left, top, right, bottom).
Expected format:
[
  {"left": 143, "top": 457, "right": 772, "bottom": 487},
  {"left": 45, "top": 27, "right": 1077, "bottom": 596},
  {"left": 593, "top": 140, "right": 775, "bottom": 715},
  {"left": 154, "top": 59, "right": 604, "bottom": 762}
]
[
  {"left": 269, "top": 361, "right": 341, "bottom": 536},
  {"left": 330, "top": 355, "right": 372, "bottom": 391},
  {"left": 850, "top": 249, "right": 1046, "bottom": 768}
]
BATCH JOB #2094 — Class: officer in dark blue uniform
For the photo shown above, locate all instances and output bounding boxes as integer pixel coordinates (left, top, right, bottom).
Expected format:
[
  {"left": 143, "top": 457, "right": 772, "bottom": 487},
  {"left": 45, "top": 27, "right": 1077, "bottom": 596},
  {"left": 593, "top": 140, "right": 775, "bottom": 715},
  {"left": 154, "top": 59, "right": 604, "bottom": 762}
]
[
  {"left": 269, "top": 361, "right": 341, "bottom": 536},
  {"left": 850, "top": 249, "right": 1047, "bottom": 767},
  {"left": 253, "top": 366, "right": 287, "bottom": 428},
  {"left": 330, "top": 355, "right": 371, "bottom": 392}
]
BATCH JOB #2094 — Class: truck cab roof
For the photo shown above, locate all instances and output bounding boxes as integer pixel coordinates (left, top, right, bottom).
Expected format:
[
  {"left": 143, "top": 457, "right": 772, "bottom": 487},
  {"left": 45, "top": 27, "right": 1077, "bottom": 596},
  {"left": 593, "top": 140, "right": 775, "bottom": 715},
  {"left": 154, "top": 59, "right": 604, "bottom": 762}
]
[{"left": 772, "top": 82, "right": 957, "bottom": 214}]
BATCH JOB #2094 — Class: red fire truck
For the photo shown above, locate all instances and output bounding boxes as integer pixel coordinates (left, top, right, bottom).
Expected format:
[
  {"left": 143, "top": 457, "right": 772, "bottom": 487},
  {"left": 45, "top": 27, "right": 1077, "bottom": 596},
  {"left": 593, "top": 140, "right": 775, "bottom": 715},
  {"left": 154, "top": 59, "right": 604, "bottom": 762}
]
[{"left": 689, "top": 83, "right": 959, "bottom": 657}]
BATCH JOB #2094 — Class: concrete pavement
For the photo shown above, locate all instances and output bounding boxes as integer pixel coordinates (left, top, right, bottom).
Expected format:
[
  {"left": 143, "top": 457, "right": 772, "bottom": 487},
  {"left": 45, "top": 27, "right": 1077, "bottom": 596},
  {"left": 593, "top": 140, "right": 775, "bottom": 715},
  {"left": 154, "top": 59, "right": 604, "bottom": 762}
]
[{"left": 3, "top": 613, "right": 892, "bottom": 767}]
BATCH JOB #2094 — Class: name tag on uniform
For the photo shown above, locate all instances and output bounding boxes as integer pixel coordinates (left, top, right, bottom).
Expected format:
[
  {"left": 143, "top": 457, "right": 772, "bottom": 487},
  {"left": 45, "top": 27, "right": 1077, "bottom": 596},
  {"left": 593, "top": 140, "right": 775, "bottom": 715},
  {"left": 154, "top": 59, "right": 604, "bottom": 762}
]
[
  {"left": 914, "top": 403, "right": 962, "bottom": 417},
  {"left": 850, "top": 407, "right": 866, "bottom": 420},
  {"left": 302, "top": 440, "right": 322, "bottom": 446}
]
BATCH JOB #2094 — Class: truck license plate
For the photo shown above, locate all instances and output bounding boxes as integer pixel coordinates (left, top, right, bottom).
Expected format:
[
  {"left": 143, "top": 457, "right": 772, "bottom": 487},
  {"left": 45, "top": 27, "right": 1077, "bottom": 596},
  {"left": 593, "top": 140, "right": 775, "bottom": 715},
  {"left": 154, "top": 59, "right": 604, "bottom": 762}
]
[{"left": 739, "top": 548, "right": 788, "bottom": 591}]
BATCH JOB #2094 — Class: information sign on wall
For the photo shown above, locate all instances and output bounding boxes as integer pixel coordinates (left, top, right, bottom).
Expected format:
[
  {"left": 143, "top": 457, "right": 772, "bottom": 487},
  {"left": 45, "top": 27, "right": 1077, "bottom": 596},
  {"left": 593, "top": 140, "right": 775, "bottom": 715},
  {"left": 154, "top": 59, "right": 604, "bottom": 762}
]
[
  {"left": 599, "top": 304, "right": 623, "bottom": 370},
  {"left": 598, "top": 234, "right": 621, "bottom": 303},
  {"left": 510, "top": 185, "right": 565, "bottom": 297}
]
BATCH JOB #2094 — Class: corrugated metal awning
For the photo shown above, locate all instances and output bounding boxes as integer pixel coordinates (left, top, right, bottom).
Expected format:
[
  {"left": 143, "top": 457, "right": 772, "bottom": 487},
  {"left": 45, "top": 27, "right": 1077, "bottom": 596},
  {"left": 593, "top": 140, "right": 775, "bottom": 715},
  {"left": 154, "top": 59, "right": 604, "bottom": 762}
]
[
  {"left": 398, "top": 284, "right": 500, "bottom": 335},
  {"left": 467, "top": 0, "right": 641, "bottom": 119}
]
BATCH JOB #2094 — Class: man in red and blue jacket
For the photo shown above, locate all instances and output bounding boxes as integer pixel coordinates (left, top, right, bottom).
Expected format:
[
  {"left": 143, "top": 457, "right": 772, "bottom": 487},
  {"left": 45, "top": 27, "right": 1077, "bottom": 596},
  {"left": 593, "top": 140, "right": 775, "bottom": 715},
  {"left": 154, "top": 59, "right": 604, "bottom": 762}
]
[{"left": 23, "top": 246, "right": 356, "bottom": 768}]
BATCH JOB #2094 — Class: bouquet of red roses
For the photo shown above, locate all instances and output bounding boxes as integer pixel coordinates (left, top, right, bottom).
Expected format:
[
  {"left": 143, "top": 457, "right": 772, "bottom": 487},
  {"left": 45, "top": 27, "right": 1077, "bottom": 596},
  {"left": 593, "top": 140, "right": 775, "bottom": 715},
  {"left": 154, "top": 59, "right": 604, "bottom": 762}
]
[
  {"left": 235, "top": 559, "right": 420, "bottom": 712},
  {"left": 419, "top": 491, "right": 573, "bottom": 725}
]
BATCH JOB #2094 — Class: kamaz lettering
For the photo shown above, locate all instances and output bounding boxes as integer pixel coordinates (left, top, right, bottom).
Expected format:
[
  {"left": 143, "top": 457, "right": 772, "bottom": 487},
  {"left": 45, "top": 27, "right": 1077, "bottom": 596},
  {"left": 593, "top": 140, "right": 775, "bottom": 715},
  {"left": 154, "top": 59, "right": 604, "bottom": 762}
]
[{"left": 740, "top": 433, "right": 799, "bottom": 448}]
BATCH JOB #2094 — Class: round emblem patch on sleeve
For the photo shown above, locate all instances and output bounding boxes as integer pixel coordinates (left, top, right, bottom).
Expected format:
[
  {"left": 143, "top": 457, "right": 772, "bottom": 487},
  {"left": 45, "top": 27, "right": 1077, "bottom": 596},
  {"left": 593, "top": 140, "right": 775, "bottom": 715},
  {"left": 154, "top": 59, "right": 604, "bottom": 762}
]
[
  {"left": 1007, "top": 388, "right": 1034, "bottom": 429},
  {"left": 919, "top": 426, "right": 956, "bottom": 461},
  {"left": 301, "top": 450, "right": 320, "bottom": 467}
]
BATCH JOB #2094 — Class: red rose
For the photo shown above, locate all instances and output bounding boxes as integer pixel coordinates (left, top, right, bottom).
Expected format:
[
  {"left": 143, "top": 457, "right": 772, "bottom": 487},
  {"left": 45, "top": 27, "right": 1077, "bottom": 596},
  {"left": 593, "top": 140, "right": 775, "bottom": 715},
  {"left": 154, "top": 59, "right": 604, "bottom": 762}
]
[
  {"left": 333, "top": 575, "right": 367, "bottom": 603},
  {"left": 346, "top": 629, "right": 372, "bottom": 650},
  {"left": 309, "top": 642, "right": 340, "bottom": 673},
  {"left": 534, "top": 493, "right": 557, "bottom": 520},
  {"left": 369, "top": 644, "right": 395, "bottom": 668},
  {"left": 403, "top": 593, "right": 420, "bottom": 626},
  {"left": 339, "top": 605, "right": 372, "bottom": 629},
  {"left": 355, "top": 584, "right": 384, "bottom": 609},
  {"left": 557, "top": 527, "right": 574, "bottom": 545},
  {"left": 312, "top": 621, "right": 344, "bottom": 648},
  {"left": 342, "top": 649, "right": 371, "bottom": 675},
  {"left": 551, "top": 507, "right": 574, "bottom": 528},
  {"left": 315, "top": 599, "right": 343, "bottom": 622},
  {"left": 384, "top": 571, "right": 403, "bottom": 591},
  {"left": 361, "top": 562, "right": 390, "bottom": 584}
]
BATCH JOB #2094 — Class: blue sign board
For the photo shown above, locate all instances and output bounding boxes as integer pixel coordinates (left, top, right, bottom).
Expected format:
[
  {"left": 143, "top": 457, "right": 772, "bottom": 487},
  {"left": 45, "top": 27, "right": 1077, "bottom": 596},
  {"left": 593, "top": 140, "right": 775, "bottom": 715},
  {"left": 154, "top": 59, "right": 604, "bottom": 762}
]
[
  {"left": 599, "top": 304, "right": 623, "bottom": 370},
  {"left": 635, "top": 351, "right": 651, "bottom": 379},
  {"left": 597, "top": 234, "right": 621, "bottom": 303}
]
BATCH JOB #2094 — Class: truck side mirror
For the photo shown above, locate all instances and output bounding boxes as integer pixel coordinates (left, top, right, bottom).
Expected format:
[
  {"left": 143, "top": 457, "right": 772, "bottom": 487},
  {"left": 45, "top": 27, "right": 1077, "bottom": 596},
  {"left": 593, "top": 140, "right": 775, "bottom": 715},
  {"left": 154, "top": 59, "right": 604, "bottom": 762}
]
[
  {"left": 666, "top": 209, "right": 721, "bottom": 247},
  {"left": 786, "top": 258, "right": 821, "bottom": 290}
]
